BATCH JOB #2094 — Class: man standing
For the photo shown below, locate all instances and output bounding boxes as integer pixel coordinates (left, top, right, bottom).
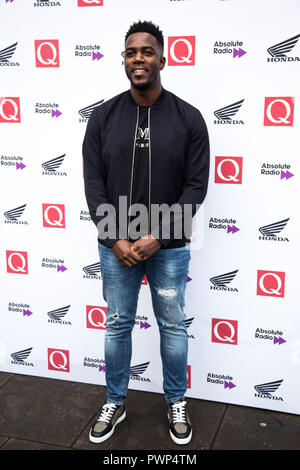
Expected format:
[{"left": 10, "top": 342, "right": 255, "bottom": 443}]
[{"left": 83, "top": 20, "right": 209, "bottom": 445}]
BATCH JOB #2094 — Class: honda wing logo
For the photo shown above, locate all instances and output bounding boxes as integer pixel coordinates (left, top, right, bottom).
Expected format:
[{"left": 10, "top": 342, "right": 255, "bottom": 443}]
[
  {"left": 83, "top": 262, "right": 101, "bottom": 276},
  {"left": 254, "top": 379, "right": 283, "bottom": 400},
  {"left": 214, "top": 99, "right": 244, "bottom": 122},
  {"left": 210, "top": 269, "right": 238, "bottom": 288},
  {"left": 0, "top": 42, "right": 18, "bottom": 63},
  {"left": 259, "top": 218, "right": 289, "bottom": 237},
  {"left": 4, "top": 204, "right": 26, "bottom": 221},
  {"left": 47, "top": 305, "right": 70, "bottom": 321},
  {"left": 11, "top": 347, "right": 33, "bottom": 364},
  {"left": 130, "top": 362, "right": 150, "bottom": 381},
  {"left": 267, "top": 34, "right": 300, "bottom": 60},
  {"left": 79, "top": 99, "right": 104, "bottom": 120},
  {"left": 42, "top": 154, "right": 65, "bottom": 172}
]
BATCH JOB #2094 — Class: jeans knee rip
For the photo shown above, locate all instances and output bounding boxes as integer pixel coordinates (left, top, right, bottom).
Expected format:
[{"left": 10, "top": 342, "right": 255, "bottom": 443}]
[{"left": 156, "top": 287, "right": 177, "bottom": 301}]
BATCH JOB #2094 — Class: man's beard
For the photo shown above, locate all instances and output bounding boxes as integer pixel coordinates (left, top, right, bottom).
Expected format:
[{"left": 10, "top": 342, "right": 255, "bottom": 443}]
[{"left": 126, "top": 69, "right": 159, "bottom": 91}]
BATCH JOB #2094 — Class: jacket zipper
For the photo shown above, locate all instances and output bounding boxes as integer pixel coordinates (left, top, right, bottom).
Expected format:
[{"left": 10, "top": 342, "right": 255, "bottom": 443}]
[
  {"left": 127, "top": 106, "right": 140, "bottom": 239},
  {"left": 147, "top": 107, "right": 151, "bottom": 235}
]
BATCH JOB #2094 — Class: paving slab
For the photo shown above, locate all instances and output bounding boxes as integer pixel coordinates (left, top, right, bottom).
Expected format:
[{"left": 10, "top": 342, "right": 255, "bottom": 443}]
[
  {"left": 0, "top": 373, "right": 106, "bottom": 447},
  {"left": 212, "top": 403, "right": 300, "bottom": 450},
  {"left": 0, "top": 372, "right": 14, "bottom": 387},
  {"left": 1, "top": 438, "right": 71, "bottom": 450}
]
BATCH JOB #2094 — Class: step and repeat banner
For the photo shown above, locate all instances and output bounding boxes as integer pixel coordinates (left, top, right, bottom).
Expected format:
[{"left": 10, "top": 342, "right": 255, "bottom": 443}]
[{"left": 1, "top": 0, "right": 300, "bottom": 415}]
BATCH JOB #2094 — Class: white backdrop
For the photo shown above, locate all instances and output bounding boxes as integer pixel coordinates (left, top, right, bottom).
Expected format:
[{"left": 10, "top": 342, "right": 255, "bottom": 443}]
[{"left": 1, "top": 0, "right": 300, "bottom": 415}]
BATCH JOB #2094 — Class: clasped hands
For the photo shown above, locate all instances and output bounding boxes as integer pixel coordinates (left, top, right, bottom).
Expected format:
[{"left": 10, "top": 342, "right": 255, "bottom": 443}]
[{"left": 111, "top": 235, "right": 161, "bottom": 267}]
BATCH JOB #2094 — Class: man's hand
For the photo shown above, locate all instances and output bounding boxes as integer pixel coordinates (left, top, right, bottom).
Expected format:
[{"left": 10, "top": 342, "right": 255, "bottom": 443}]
[
  {"left": 112, "top": 239, "right": 143, "bottom": 267},
  {"left": 131, "top": 235, "right": 162, "bottom": 261}
]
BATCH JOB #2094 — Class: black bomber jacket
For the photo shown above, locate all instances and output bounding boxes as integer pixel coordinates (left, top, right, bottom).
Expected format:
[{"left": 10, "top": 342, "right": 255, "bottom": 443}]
[{"left": 82, "top": 88, "right": 210, "bottom": 249}]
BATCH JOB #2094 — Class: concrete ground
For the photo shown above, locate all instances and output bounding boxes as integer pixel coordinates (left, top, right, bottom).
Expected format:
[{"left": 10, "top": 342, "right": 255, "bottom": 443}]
[{"left": 0, "top": 371, "right": 300, "bottom": 452}]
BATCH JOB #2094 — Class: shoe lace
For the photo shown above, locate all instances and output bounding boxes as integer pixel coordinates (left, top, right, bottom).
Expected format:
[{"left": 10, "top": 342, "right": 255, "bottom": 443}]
[
  {"left": 97, "top": 403, "right": 117, "bottom": 424},
  {"left": 171, "top": 401, "right": 187, "bottom": 424}
]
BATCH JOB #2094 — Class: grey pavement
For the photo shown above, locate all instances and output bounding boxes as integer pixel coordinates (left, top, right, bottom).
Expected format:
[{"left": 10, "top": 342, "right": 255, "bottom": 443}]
[{"left": 0, "top": 371, "right": 300, "bottom": 452}]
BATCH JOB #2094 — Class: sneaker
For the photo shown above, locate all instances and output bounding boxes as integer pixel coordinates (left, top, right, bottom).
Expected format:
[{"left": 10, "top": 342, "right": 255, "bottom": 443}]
[
  {"left": 89, "top": 402, "right": 126, "bottom": 444},
  {"left": 167, "top": 400, "right": 192, "bottom": 445}
]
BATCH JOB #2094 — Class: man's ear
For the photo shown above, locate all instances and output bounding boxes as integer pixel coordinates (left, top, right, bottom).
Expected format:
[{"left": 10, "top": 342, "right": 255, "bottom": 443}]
[{"left": 160, "top": 55, "right": 166, "bottom": 70}]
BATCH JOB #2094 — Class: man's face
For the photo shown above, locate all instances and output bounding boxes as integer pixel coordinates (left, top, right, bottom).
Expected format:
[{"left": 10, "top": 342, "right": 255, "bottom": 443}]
[{"left": 124, "top": 32, "right": 165, "bottom": 90}]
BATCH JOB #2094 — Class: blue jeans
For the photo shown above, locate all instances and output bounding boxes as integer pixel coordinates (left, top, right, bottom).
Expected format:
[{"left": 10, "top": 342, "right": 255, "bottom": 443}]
[{"left": 98, "top": 243, "right": 190, "bottom": 405}]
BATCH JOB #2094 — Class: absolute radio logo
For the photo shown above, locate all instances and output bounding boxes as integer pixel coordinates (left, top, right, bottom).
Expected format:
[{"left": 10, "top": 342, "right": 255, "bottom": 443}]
[
  {"left": 209, "top": 217, "right": 239, "bottom": 234},
  {"left": 207, "top": 372, "right": 236, "bottom": 390},
  {"left": 0, "top": 42, "right": 19, "bottom": 67},
  {"left": 78, "top": 0, "right": 103, "bottom": 6},
  {"left": 48, "top": 348, "right": 70, "bottom": 372},
  {"left": 0, "top": 98, "right": 20, "bottom": 123},
  {"left": 259, "top": 218, "right": 289, "bottom": 242},
  {"left": 168, "top": 36, "right": 195, "bottom": 66},
  {"left": 212, "top": 318, "right": 238, "bottom": 345},
  {"left": 42, "top": 204, "right": 65, "bottom": 228},
  {"left": 42, "top": 256, "right": 67, "bottom": 272},
  {"left": 267, "top": 34, "right": 300, "bottom": 62},
  {"left": 215, "top": 156, "right": 243, "bottom": 184},
  {"left": 210, "top": 270, "right": 239, "bottom": 292},
  {"left": 86, "top": 306, "right": 107, "bottom": 329},
  {"left": 135, "top": 315, "right": 151, "bottom": 331},
  {"left": 214, "top": 99, "right": 244, "bottom": 125},
  {"left": 35, "top": 40, "right": 59, "bottom": 67},
  {"left": 1, "top": 154, "right": 25, "bottom": 170},
  {"left": 74, "top": 44, "right": 103, "bottom": 61},
  {"left": 42, "top": 154, "right": 67, "bottom": 176},
  {"left": 260, "top": 162, "right": 294, "bottom": 180},
  {"left": 257, "top": 270, "right": 285, "bottom": 298},
  {"left": 35, "top": 102, "right": 62, "bottom": 118},
  {"left": 4, "top": 204, "right": 27, "bottom": 225},
  {"left": 80, "top": 210, "right": 91, "bottom": 222},
  {"left": 83, "top": 356, "right": 106, "bottom": 372},
  {"left": 255, "top": 327, "right": 286, "bottom": 345},
  {"left": 6, "top": 250, "right": 28, "bottom": 274},
  {"left": 264, "top": 97, "right": 294, "bottom": 126},
  {"left": 8, "top": 301, "right": 32, "bottom": 317},
  {"left": 213, "top": 40, "right": 246, "bottom": 58}
]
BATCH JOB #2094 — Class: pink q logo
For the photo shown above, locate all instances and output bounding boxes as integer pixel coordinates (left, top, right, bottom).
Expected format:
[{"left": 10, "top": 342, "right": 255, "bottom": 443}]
[
  {"left": 35, "top": 40, "right": 59, "bottom": 68},
  {"left": 257, "top": 270, "right": 285, "bottom": 298},
  {"left": 6, "top": 250, "right": 28, "bottom": 274},
  {"left": 211, "top": 318, "right": 238, "bottom": 345},
  {"left": 78, "top": 0, "right": 103, "bottom": 6},
  {"left": 215, "top": 156, "right": 243, "bottom": 184},
  {"left": 168, "top": 36, "right": 195, "bottom": 66},
  {"left": 86, "top": 306, "right": 107, "bottom": 329},
  {"left": 48, "top": 348, "right": 70, "bottom": 372},
  {"left": 264, "top": 97, "right": 294, "bottom": 126},
  {"left": 0, "top": 97, "right": 20, "bottom": 123},
  {"left": 42, "top": 204, "right": 65, "bottom": 228}
]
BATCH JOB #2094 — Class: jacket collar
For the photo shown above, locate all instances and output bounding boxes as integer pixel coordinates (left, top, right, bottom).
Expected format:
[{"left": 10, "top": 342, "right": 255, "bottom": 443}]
[{"left": 126, "top": 87, "right": 167, "bottom": 108}]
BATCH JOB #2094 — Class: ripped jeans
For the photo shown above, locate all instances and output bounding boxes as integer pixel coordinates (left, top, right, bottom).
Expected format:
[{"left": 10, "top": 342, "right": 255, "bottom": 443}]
[{"left": 98, "top": 243, "right": 190, "bottom": 405}]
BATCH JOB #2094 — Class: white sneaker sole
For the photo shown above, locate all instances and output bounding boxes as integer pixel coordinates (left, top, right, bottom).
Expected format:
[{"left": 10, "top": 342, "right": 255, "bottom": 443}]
[
  {"left": 169, "top": 429, "right": 192, "bottom": 445},
  {"left": 89, "top": 410, "right": 126, "bottom": 444}
]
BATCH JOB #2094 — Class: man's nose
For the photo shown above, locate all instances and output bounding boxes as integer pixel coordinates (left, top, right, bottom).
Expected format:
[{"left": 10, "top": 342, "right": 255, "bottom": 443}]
[{"left": 133, "top": 51, "right": 144, "bottom": 62}]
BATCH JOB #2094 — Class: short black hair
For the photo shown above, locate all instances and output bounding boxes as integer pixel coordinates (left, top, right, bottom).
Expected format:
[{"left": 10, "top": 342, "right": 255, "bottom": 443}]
[{"left": 125, "top": 20, "right": 164, "bottom": 50}]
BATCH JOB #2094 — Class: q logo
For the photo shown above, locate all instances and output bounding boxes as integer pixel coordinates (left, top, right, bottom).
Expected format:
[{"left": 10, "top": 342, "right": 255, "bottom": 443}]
[
  {"left": 257, "top": 270, "right": 285, "bottom": 298},
  {"left": 6, "top": 250, "right": 28, "bottom": 274},
  {"left": 215, "top": 156, "right": 243, "bottom": 184},
  {"left": 264, "top": 97, "right": 294, "bottom": 126},
  {"left": 35, "top": 40, "right": 60, "bottom": 68},
  {"left": 168, "top": 36, "right": 195, "bottom": 66},
  {"left": 86, "top": 305, "right": 107, "bottom": 329},
  {"left": 42, "top": 204, "right": 65, "bottom": 228},
  {"left": 0, "top": 97, "right": 20, "bottom": 123},
  {"left": 78, "top": 0, "right": 103, "bottom": 5},
  {"left": 48, "top": 348, "right": 70, "bottom": 372},
  {"left": 212, "top": 318, "right": 238, "bottom": 345}
]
